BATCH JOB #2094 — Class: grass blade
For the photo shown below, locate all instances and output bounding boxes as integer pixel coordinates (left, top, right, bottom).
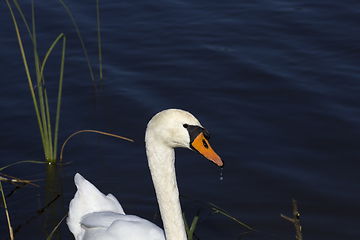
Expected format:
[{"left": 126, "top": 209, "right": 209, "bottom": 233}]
[
  {"left": 31, "top": 0, "right": 50, "bottom": 158},
  {"left": 46, "top": 214, "right": 67, "bottom": 240},
  {"left": 0, "top": 160, "right": 48, "bottom": 172},
  {"left": 59, "top": 0, "right": 95, "bottom": 81},
  {"left": 189, "top": 207, "right": 201, "bottom": 235},
  {"left": 96, "top": 0, "right": 102, "bottom": 80},
  {"left": 0, "top": 181, "right": 14, "bottom": 240},
  {"left": 11, "top": 0, "right": 33, "bottom": 39},
  {"left": 60, "top": 130, "right": 134, "bottom": 162},
  {"left": 53, "top": 35, "right": 66, "bottom": 160},
  {"left": 39, "top": 33, "right": 67, "bottom": 161},
  {"left": 182, "top": 212, "right": 190, "bottom": 237},
  {"left": 210, "top": 202, "right": 252, "bottom": 230},
  {"left": 8, "top": 0, "right": 67, "bottom": 162},
  {"left": 182, "top": 208, "right": 201, "bottom": 240},
  {"left": 6, "top": 0, "right": 45, "bottom": 150}
]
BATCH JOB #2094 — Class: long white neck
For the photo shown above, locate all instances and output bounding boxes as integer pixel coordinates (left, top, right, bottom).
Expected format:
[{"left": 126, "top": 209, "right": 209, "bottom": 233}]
[{"left": 146, "top": 139, "right": 187, "bottom": 240}]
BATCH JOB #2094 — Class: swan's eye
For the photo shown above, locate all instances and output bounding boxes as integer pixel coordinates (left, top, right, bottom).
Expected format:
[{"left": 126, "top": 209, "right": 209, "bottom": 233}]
[
  {"left": 183, "top": 124, "right": 189, "bottom": 128},
  {"left": 202, "top": 139, "right": 209, "bottom": 149}
]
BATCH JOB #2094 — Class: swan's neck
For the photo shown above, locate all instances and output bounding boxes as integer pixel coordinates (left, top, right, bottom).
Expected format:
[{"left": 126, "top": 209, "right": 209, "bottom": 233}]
[{"left": 146, "top": 141, "right": 187, "bottom": 240}]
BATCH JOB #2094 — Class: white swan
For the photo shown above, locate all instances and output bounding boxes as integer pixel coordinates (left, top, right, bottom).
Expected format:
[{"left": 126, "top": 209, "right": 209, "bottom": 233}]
[{"left": 67, "top": 109, "right": 223, "bottom": 240}]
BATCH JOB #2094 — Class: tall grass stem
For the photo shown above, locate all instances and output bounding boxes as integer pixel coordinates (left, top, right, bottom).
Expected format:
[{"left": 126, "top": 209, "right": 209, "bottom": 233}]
[
  {"left": 53, "top": 36, "right": 66, "bottom": 160},
  {"left": 7, "top": 0, "right": 45, "bottom": 150},
  {"left": 0, "top": 181, "right": 14, "bottom": 240},
  {"left": 58, "top": 0, "right": 95, "bottom": 82},
  {"left": 60, "top": 130, "right": 133, "bottom": 162},
  {"left": 7, "top": 0, "right": 66, "bottom": 162},
  {"left": 96, "top": 0, "right": 103, "bottom": 80}
]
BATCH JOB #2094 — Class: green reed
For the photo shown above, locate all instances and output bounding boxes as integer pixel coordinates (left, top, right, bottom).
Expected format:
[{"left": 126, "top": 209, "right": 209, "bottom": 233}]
[
  {"left": 181, "top": 197, "right": 252, "bottom": 239},
  {"left": 183, "top": 208, "right": 201, "bottom": 240},
  {"left": 96, "top": 0, "right": 103, "bottom": 80},
  {"left": 58, "top": 0, "right": 95, "bottom": 82},
  {"left": 59, "top": 0, "right": 103, "bottom": 81},
  {"left": 6, "top": 0, "right": 65, "bottom": 163},
  {"left": 0, "top": 180, "right": 14, "bottom": 240}
]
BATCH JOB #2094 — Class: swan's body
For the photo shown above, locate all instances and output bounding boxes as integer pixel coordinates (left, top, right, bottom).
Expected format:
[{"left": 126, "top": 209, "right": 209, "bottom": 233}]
[{"left": 67, "top": 109, "right": 223, "bottom": 240}]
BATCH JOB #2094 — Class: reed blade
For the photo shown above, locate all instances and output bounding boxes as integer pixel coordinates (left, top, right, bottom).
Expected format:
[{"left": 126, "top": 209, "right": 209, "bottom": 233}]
[{"left": 59, "top": 0, "right": 95, "bottom": 81}]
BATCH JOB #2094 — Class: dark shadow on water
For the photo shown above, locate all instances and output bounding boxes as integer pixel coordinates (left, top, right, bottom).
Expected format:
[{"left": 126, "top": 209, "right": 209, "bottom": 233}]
[{"left": 2, "top": 164, "right": 65, "bottom": 240}]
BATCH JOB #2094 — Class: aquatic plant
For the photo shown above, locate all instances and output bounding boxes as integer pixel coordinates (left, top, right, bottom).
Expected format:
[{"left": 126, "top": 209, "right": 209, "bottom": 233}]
[
  {"left": 0, "top": 180, "right": 14, "bottom": 240},
  {"left": 59, "top": 0, "right": 103, "bottom": 82},
  {"left": 6, "top": 0, "right": 65, "bottom": 163},
  {"left": 58, "top": 0, "right": 98, "bottom": 82}
]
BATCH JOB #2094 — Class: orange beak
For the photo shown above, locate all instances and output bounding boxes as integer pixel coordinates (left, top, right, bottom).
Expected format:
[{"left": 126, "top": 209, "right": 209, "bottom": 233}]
[{"left": 191, "top": 132, "right": 223, "bottom": 167}]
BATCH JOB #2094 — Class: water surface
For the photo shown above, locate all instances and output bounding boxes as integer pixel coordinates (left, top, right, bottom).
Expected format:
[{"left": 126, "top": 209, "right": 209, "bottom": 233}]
[{"left": 1, "top": 0, "right": 360, "bottom": 239}]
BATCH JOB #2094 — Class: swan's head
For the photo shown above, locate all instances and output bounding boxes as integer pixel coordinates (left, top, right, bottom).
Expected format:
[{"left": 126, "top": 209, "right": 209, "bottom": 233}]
[{"left": 145, "top": 109, "right": 223, "bottom": 167}]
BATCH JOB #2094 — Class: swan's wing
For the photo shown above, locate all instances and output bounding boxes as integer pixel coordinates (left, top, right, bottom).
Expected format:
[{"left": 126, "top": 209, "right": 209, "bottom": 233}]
[
  {"left": 67, "top": 173, "right": 125, "bottom": 239},
  {"left": 80, "top": 212, "right": 165, "bottom": 240},
  {"left": 72, "top": 173, "right": 124, "bottom": 213}
]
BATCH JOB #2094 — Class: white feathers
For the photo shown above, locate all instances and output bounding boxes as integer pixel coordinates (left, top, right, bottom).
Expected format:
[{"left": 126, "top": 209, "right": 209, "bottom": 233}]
[
  {"left": 67, "top": 174, "right": 165, "bottom": 240},
  {"left": 67, "top": 109, "right": 204, "bottom": 240}
]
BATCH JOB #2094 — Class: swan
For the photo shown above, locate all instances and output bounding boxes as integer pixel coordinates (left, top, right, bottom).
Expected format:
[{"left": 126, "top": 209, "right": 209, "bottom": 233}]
[{"left": 67, "top": 109, "right": 223, "bottom": 240}]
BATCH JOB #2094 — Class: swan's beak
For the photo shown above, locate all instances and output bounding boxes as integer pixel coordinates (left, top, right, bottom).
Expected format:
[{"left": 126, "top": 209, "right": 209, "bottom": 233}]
[{"left": 191, "top": 132, "right": 223, "bottom": 167}]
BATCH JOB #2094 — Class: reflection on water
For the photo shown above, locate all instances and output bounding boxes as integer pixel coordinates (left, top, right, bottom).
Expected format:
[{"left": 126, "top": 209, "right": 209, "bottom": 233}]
[{"left": 44, "top": 164, "right": 63, "bottom": 239}]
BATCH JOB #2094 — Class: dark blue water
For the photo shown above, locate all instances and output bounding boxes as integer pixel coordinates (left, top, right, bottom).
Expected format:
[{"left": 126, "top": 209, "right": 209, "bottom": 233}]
[{"left": 1, "top": 0, "right": 360, "bottom": 239}]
